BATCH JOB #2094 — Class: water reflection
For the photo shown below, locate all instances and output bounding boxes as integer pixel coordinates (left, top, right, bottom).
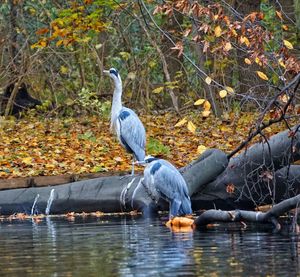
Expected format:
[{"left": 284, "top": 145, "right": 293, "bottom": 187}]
[
  {"left": 0, "top": 217, "right": 299, "bottom": 276},
  {"left": 119, "top": 217, "right": 195, "bottom": 276}
]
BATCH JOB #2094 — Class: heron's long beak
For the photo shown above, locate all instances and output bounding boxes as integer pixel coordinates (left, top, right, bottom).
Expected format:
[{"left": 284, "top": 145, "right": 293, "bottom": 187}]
[
  {"left": 103, "top": 70, "right": 109, "bottom": 75},
  {"left": 135, "top": 160, "right": 146, "bottom": 166}
]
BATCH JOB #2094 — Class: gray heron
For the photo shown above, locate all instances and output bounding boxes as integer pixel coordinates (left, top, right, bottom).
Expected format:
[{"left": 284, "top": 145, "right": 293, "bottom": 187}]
[
  {"left": 103, "top": 68, "right": 146, "bottom": 175},
  {"left": 139, "top": 156, "right": 193, "bottom": 219}
]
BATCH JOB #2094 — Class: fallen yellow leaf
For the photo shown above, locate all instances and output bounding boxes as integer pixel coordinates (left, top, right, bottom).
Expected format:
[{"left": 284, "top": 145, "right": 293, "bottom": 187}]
[
  {"left": 214, "top": 25, "right": 222, "bottom": 37},
  {"left": 240, "top": 36, "right": 250, "bottom": 47},
  {"left": 197, "top": 145, "right": 207, "bottom": 155},
  {"left": 205, "top": 76, "right": 212, "bottom": 85},
  {"left": 283, "top": 39, "right": 293, "bottom": 49},
  {"left": 224, "top": 42, "right": 232, "bottom": 51},
  {"left": 202, "top": 110, "right": 211, "bottom": 117},
  {"left": 21, "top": 157, "right": 33, "bottom": 165},
  {"left": 194, "top": 98, "right": 205, "bottom": 106},
  {"left": 255, "top": 57, "right": 261, "bottom": 64},
  {"left": 256, "top": 71, "right": 269, "bottom": 81},
  {"left": 219, "top": 90, "right": 227, "bottom": 98},
  {"left": 278, "top": 58, "right": 286, "bottom": 68},
  {"left": 225, "top": 86, "right": 234, "bottom": 94},
  {"left": 175, "top": 117, "right": 187, "bottom": 127},
  {"left": 187, "top": 121, "right": 196, "bottom": 134}
]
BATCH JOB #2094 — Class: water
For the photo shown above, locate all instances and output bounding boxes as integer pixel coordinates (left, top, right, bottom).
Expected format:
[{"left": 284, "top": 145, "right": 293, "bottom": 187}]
[{"left": 0, "top": 216, "right": 299, "bottom": 276}]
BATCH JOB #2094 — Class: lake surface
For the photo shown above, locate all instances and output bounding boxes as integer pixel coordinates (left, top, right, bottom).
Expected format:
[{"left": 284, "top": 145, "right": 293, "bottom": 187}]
[{"left": 0, "top": 215, "right": 299, "bottom": 276}]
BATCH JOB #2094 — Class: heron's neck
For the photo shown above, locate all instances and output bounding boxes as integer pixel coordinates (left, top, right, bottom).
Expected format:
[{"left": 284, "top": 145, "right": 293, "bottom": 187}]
[{"left": 111, "top": 79, "right": 123, "bottom": 127}]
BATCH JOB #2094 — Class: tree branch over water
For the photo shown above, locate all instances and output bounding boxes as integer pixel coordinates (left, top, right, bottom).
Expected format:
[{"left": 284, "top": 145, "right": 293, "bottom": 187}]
[{"left": 228, "top": 73, "right": 300, "bottom": 159}]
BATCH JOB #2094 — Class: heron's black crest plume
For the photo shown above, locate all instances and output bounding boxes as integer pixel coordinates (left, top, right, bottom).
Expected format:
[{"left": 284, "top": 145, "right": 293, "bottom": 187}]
[
  {"left": 110, "top": 68, "right": 118, "bottom": 77},
  {"left": 145, "top": 156, "right": 158, "bottom": 163}
]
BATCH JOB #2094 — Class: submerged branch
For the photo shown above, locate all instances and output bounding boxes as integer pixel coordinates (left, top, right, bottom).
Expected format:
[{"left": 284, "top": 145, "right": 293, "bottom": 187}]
[{"left": 194, "top": 194, "right": 300, "bottom": 230}]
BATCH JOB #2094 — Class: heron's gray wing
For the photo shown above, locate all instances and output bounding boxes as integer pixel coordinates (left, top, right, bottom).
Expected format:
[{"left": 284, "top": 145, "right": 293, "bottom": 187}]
[
  {"left": 157, "top": 160, "right": 190, "bottom": 198},
  {"left": 143, "top": 163, "right": 161, "bottom": 202},
  {"left": 155, "top": 161, "right": 192, "bottom": 215},
  {"left": 118, "top": 108, "right": 146, "bottom": 161},
  {"left": 144, "top": 160, "right": 192, "bottom": 216},
  {"left": 154, "top": 163, "right": 183, "bottom": 201}
]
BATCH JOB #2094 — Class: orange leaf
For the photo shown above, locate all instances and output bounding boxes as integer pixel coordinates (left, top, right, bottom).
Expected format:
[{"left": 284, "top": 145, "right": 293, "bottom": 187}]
[
  {"left": 226, "top": 183, "right": 235, "bottom": 194},
  {"left": 275, "top": 11, "right": 283, "bottom": 20},
  {"left": 244, "top": 58, "right": 252, "bottom": 65},
  {"left": 203, "top": 100, "right": 211, "bottom": 111},
  {"left": 171, "top": 41, "right": 184, "bottom": 57},
  {"left": 36, "top": 28, "right": 49, "bottom": 35}
]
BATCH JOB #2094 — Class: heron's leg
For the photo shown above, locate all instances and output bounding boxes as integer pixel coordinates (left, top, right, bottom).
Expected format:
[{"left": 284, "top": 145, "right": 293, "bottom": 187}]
[{"left": 131, "top": 157, "right": 135, "bottom": 176}]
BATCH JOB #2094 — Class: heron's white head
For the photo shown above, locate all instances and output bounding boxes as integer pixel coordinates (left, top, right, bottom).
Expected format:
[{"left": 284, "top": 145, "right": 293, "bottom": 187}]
[{"left": 103, "top": 68, "right": 122, "bottom": 83}]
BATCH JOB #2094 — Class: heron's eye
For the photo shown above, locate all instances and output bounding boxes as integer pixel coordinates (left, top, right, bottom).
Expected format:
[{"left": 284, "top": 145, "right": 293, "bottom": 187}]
[{"left": 110, "top": 69, "right": 118, "bottom": 77}]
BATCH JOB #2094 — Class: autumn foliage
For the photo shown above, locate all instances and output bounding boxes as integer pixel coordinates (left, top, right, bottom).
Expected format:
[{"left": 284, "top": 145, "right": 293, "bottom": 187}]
[
  {"left": 0, "top": 111, "right": 297, "bottom": 179},
  {"left": 154, "top": 1, "right": 300, "bottom": 75},
  {"left": 1, "top": 1, "right": 299, "bottom": 181}
]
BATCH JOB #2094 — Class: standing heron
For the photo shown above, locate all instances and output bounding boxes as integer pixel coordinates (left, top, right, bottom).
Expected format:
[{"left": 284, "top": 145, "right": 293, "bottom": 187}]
[
  {"left": 103, "top": 68, "right": 146, "bottom": 175},
  {"left": 139, "top": 156, "right": 193, "bottom": 219}
]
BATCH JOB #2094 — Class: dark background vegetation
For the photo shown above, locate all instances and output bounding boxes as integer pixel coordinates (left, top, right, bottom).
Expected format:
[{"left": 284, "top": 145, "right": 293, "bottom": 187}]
[{"left": 0, "top": 0, "right": 299, "bottom": 118}]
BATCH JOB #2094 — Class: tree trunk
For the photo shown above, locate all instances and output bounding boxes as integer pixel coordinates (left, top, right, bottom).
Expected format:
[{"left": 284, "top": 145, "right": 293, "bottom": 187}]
[
  {"left": 9, "top": 0, "right": 19, "bottom": 71},
  {"left": 161, "top": 10, "right": 183, "bottom": 111}
]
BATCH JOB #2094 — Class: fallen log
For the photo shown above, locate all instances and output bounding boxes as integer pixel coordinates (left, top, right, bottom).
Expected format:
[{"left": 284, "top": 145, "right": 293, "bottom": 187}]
[
  {"left": 192, "top": 124, "right": 300, "bottom": 210},
  {"left": 194, "top": 193, "right": 300, "bottom": 230},
  {"left": 0, "top": 149, "right": 228, "bottom": 215}
]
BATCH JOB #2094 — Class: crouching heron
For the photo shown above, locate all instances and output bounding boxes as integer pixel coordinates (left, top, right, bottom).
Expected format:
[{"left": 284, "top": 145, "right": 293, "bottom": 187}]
[
  {"left": 137, "top": 156, "right": 193, "bottom": 219},
  {"left": 103, "top": 68, "right": 146, "bottom": 175}
]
